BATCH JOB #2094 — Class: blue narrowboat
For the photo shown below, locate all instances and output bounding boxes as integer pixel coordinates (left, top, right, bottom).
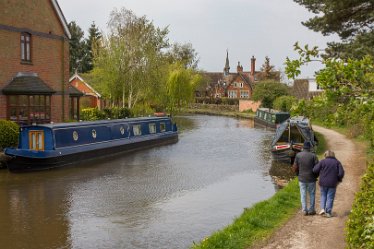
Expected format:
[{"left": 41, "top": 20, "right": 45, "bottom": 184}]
[{"left": 5, "top": 116, "right": 178, "bottom": 172}]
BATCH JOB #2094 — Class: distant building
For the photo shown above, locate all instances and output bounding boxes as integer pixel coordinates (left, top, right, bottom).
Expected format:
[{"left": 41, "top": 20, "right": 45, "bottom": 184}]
[
  {"left": 199, "top": 52, "right": 281, "bottom": 99},
  {"left": 0, "top": 0, "right": 75, "bottom": 125},
  {"left": 292, "top": 78, "right": 323, "bottom": 100},
  {"left": 69, "top": 72, "right": 102, "bottom": 110}
]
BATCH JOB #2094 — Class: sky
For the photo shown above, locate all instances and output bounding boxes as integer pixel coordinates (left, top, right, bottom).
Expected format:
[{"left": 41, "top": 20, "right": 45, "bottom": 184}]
[{"left": 58, "top": 0, "right": 339, "bottom": 80}]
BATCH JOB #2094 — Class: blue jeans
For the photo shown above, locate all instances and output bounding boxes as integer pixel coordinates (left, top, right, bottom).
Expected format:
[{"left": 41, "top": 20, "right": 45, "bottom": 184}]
[
  {"left": 320, "top": 186, "right": 336, "bottom": 214},
  {"left": 299, "top": 181, "right": 316, "bottom": 212}
]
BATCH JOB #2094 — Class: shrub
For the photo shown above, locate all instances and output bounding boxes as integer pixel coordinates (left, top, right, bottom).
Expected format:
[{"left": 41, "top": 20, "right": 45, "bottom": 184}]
[
  {"left": 346, "top": 163, "right": 374, "bottom": 249},
  {"left": 80, "top": 108, "right": 105, "bottom": 121},
  {"left": 81, "top": 107, "right": 132, "bottom": 121},
  {"left": 273, "top": 96, "right": 298, "bottom": 112},
  {"left": 0, "top": 120, "right": 19, "bottom": 150}
]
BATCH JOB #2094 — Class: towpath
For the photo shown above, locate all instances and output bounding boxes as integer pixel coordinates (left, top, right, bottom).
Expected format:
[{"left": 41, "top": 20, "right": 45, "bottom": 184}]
[{"left": 252, "top": 125, "right": 367, "bottom": 249}]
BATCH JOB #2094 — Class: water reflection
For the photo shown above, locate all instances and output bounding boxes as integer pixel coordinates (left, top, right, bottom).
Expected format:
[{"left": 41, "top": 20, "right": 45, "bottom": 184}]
[{"left": 0, "top": 115, "right": 276, "bottom": 249}]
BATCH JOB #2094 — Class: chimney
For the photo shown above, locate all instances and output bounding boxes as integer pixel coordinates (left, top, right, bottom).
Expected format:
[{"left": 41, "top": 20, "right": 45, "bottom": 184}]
[
  {"left": 250, "top": 56, "right": 256, "bottom": 76},
  {"left": 237, "top": 61, "right": 243, "bottom": 73}
]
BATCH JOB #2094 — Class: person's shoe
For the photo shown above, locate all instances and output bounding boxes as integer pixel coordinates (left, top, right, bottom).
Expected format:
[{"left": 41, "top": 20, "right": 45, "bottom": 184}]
[
  {"left": 308, "top": 210, "right": 316, "bottom": 215},
  {"left": 325, "top": 213, "right": 332, "bottom": 218},
  {"left": 319, "top": 209, "right": 325, "bottom": 215},
  {"left": 302, "top": 210, "right": 308, "bottom": 216}
]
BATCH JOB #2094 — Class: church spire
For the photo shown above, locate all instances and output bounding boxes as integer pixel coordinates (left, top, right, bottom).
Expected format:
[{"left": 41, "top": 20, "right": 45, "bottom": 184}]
[{"left": 223, "top": 50, "right": 230, "bottom": 76}]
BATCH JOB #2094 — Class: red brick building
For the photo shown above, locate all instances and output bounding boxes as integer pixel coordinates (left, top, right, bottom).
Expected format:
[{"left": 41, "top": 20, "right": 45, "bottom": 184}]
[
  {"left": 0, "top": 0, "right": 72, "bottom": 125},
  {"left": 200, "top": 52, "right": 281, "bottom": 99},
  {"left": 69, "top": 72, "right": 102, "bottom": 110}
]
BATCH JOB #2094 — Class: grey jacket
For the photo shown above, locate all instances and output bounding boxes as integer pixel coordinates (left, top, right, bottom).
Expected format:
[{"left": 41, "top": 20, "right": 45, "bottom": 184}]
[{"left": 293, "top": 149, "right": 319, "bottom": 183}]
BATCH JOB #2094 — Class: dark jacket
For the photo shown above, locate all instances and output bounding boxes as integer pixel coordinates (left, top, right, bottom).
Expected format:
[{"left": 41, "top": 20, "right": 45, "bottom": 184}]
[
  {"left": 313, "top": 157, "right": 344, "bottom": 188},
  {"left": 293, "top": 149, "right": 319, "bottom": 183}
]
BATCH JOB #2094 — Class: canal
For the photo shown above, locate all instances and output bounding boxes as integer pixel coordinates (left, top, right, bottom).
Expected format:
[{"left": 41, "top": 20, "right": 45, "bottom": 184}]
[{"left": 0, "top": 115, "right": 278, "bottom": 249}]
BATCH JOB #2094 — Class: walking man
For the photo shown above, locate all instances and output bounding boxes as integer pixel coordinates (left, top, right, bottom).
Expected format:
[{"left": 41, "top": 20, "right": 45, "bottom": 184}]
[{"left": 293, "top": 141, "right": 319, "bottom": 215}]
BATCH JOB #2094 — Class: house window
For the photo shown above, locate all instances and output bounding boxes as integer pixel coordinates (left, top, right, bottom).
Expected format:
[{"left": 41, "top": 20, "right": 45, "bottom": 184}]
[
  {"left": 21, "top": 33, "right": 31, "bottom": 62},
  {"left": 8, "top": 95, "right": 51, "bottom": 125},
  {"left": 29, "top": 130, "right": 44, "bottom": 151},
  {"left": 228, "top": 90, "right": 237, "bottom": 98},
  {"left": 240, "top": 90, "right": 249, "bottom": 98}
]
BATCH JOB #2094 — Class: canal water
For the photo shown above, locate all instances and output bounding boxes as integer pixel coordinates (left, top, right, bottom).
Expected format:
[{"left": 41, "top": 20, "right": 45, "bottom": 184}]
[{"left": 0, "top": 115, "right": 278, "bottom": 249}]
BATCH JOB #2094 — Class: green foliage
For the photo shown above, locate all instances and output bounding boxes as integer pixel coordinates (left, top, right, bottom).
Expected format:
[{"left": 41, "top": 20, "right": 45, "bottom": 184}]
[
  {"left": 166, "top": 63, "right": 202, "bottom": 115},
  {"left": 252, "top": 81, "right": 290, "bottom": 108},
  {"left": 0, "top": 120, "right": 19, "bottom": 149},
  {"left": 285, "top": 42, "right": 320, "bottom": 79},
  {"left": 294, "top": 0, "right": 374, "bottom": 58},
  {"left": 83, "top": 21, "right": 102, "bottom": 73},
  {"left": 68, "top": 21, "right": 86, "bottom": 74},
  {"left": 131, "top": 103, "right": 155, "bottom": 117},
  {"left": 192, "top": 179, "right": 300, "bottom": 249},
  {"left": 166, "top": 43, "right": 199, "bottom": 69},
  {"left": 273, "top": 95, "right": 298, "bottom": 112},
  {"left": 80, "top": 107, "right": 132, "bottom": 121},
  {"left": 346, "top": 163, "right": 374, "bottom": 249}
]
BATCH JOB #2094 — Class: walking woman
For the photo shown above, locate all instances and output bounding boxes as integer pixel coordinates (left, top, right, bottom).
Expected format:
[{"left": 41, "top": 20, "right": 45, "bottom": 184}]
[{"left": 313, "top": 150, "right": 345, "bottom": 218}]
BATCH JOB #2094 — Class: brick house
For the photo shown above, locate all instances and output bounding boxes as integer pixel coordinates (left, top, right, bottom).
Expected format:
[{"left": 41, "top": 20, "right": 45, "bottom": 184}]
[
  {"left": 0, "top": 0, "right": 74, "bottom": 125},
  {"left": 69, "top": 72, "right": 102, "bottom": 110},
  {"left": 200, "top": 52, "right": 281, "bottom": 99}
]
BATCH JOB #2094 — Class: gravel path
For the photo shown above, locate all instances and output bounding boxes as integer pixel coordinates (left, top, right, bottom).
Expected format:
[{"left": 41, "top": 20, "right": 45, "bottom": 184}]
[{"left": 252, "top": 125, "right": 367, "bottom": 249}]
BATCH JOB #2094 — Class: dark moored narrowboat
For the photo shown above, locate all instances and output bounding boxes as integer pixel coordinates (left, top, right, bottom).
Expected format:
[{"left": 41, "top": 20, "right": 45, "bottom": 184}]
[
  {"left": 271, "top": 116, "right": 317, "bottom": 164},
  {"left": 5, "top": 116, "right": 178, "bottom": 172},
  {"left": 254, "top": 108, "right": 290, "bottom": 130}
]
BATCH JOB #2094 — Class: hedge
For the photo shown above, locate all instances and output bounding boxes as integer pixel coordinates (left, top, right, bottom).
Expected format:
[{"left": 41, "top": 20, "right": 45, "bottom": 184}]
[
  {"left": 346, "top": 162, "right": 374, "bottom": 249},
  {"left": 0, "top": 120, "right": 19, "bottom": 150},
  {"left": 80, "top": 107, "right": 132, "bottom": 121}
]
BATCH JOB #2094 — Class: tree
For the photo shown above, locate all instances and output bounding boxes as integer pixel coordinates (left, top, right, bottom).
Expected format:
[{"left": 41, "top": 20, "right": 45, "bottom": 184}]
[
  {"left": 273, "top": 95, "right": 298, "bottom": 112},
  {"left": 259, "top": 56, "right": 278, "bottom": 81},
  {"left": 252, "top": 81, "right": 290, "bottom": 108},
  {"left": 166, "top": 63, "right": 202, "bottom": 114},
  {"left": 91, "top": 8, "right": 170, "bottom": 109},
  {"left": 68, "top": 21, "right": 86, "bottom": 74},
  {"left": 294, "top": 0, "right": 374, "bottom": 58},
  {"left": 82, "top": 22, "right": 102, "bottom": 73},
  {"left": 166, "top": 43, "right": 199, "bottom": 69}
]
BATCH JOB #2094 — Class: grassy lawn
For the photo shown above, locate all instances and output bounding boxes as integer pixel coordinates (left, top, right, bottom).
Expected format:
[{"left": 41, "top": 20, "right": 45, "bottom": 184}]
[{"left": 191, "top": 131, "right": 327, "bottom": 249}]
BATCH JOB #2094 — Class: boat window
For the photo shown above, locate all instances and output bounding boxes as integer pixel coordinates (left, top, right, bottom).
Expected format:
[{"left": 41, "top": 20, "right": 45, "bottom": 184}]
[
  {"left": 120, "top": 126, "right": 125, "bottom": 135},
  {"left": 149, "top": 123, "right": 156, "bottom": 134},
  {"left": 92, "top": 129, "right": 97, "bottom": 139},
  {"left": 73, "top": 131, "right": 79, "bottom": 141},
  {"left": 160, "top": 123, "right": 166, "bottom": 132},
  {"left": 133, "top": 125, "right": 142, "bottom": 136},
  {"left": 271, "top": 115, "right": 276, "bottom": 123},
  {"left": 29, "top": 130, "right": 44, "bottom": 151}
]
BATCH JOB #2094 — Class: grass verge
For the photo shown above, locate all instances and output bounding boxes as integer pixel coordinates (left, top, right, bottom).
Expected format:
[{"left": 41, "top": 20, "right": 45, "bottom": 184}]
[{"left": 191, "top": 179, "right": 300, "bottom": 249}]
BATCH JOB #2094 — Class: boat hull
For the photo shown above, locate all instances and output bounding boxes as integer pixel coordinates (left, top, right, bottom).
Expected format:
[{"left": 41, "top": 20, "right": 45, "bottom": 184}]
[
  {"left": 6, "top": 133, "right": 178, "bottom": 172},
  {"left": 254, "top": 117, "right": 276, "bottom": 129},
  {"left": 271, "top": 148, "right": 300, "bottom": 165}
]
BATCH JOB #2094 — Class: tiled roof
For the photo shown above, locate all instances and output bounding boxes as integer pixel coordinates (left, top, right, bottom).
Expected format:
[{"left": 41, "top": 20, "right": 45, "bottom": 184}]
[
  {"left": 2, "top": 73, "right": 56, "bottom": 95},
  {"left": 292, "top": 79, "right": 309, "bottom": 99},
  {"left": 69, "top": 85, "right": 84, "bottom": 96}
]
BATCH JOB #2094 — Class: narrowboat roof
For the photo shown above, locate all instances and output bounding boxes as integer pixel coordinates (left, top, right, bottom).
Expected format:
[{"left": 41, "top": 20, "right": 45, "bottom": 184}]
[
  {"left": 22, "top": 116, "right": 171, "bottom": 129},
  {"left": 257, "top": 108, "right": 289, "bottom": 115},
  {"left": 271, "top": 116, "right": 314, "bottom": 146}
]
